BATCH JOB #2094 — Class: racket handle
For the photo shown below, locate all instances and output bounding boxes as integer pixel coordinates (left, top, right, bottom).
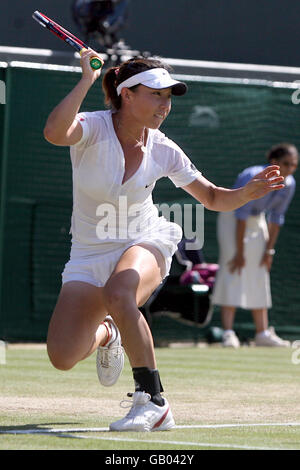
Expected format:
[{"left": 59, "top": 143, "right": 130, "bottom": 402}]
[
  {"left": 80, "top": 49, "right": 103, "bottom": 70},
  {"left": 90, "top": 56, "right": 103, "bottom": 70}
]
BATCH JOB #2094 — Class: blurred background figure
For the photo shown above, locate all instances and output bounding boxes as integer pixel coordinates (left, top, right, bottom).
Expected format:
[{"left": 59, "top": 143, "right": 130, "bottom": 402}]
[
  {"left": 212, "top": 143, "right": 298, "bottom": 348},
  {"left": 71, "top": 0, "right": 140, "bottom": 66}
]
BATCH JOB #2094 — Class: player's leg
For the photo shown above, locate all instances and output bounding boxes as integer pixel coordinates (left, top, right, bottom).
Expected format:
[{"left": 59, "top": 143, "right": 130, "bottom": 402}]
[
  {"left": 102, "top": 243, "right": 175, "bottom": 431},
  {"left": 103, "top": 243, "right": 165, "bottom": 369},
  {"left": 47, "top": 281, "right": 109, "bottom": 370}
]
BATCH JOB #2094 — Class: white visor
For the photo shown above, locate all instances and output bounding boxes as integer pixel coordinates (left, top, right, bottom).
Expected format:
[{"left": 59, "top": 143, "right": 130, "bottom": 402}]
[{"left": 116, "top": 68, "right": 187, "bottom": 96}]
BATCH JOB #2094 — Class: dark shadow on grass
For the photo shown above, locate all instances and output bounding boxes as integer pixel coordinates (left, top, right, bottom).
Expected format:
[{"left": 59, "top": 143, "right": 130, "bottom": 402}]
[
  {"left": 0, "top": 422, "right": 81, "bottom": 434},
  {"left": 0, "top": 422, "right": 111, "bottom": 441}
]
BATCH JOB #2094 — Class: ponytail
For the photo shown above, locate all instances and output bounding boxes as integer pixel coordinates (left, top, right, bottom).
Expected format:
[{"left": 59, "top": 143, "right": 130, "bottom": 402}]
[{"left": 102, "top": 67, "right": 121, "bottom": 110}]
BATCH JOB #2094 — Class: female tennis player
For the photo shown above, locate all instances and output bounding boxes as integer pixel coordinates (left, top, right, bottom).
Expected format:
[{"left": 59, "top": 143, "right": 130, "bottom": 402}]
[{"left": 44, "top": 49, "right": 285, "bottom": 432}]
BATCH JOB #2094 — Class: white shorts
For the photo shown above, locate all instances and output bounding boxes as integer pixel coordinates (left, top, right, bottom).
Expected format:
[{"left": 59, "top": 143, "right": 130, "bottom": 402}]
[{"left": 62, "top": 221, "right": 182, "bottom": 288}]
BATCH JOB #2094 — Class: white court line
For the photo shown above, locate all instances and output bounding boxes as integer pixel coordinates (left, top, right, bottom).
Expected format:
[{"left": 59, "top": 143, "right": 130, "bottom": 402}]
[
  {"left": 1, "top": 422, "right": 300, "bottom": 435},
  {"left": 53, "top": 434, "right": 287, "bottom": 450},
  {"left": 1, "top": 423, "right": 300, "bottom": 450},
  {"left": 0, "top": 429, "right": 295, "bottom": 450},
  {"left": 176, "top": 422, "right": 300, "bottom": 429}
]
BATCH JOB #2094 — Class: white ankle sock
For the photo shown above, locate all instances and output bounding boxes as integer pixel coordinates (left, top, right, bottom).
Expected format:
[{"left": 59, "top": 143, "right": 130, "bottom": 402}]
[{"left": 105, "top": 320, "right": 116, "bottom": 346}]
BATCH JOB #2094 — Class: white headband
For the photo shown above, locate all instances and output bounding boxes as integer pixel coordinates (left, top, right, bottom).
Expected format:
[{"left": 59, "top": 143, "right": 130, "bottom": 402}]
[{"left": 116, "top": 68, "right": 187, "bottom": 96}]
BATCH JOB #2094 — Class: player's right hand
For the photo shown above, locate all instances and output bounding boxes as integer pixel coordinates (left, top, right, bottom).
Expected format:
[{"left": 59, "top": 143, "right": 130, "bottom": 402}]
[{"left": 80, "top": 48, "right": 103, "bottom": 83}]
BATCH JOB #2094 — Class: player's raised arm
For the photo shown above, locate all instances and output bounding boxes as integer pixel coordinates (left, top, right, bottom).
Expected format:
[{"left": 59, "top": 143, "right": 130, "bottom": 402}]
[{"left": 43, "top": 49, "right": 102, "bottom": 146}]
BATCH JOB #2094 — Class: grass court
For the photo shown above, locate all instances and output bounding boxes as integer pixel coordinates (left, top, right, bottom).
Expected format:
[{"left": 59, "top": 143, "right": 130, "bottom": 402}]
[{"left": 1, "top": 344, "right": 300, "bottom": 450}]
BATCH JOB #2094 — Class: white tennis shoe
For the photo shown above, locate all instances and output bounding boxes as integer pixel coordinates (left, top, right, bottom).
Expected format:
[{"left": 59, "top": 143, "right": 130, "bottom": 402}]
[
  {"left": 96, "top": 315, "right": 124, "bottom": 387},
  {"left": 109, "top": 391, "right": 175, "bottom": 432},
  {"left": 255, "top": 327, "right": 291, "bottom": 347},
  {"left": 222, "top": 330, "right": 240, "bottom": 348}
]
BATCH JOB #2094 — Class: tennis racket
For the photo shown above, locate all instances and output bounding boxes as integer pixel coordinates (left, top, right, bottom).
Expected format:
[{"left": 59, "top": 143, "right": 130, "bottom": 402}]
[{"left": 32, "top": 11, "right": 103, "bottom": 70}]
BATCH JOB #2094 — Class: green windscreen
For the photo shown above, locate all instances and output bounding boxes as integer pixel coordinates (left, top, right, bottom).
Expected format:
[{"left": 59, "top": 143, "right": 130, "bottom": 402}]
[{"left": 0, "top": 65, "right": 299, "bottom": 341}]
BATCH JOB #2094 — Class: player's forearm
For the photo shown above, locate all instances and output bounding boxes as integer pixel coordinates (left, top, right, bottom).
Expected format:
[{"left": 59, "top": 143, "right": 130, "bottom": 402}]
[
  {"left": 184, "top": 168, "right": 284, "bottom": 212},
  {"left": 183, "top": 178, "right": 248, "bottom": 212},
  {"left": 206, "top": 185, "right": 249, "bottom": 212},
  {"left": 44, "top": 77, "right": 92, "bottom": 141}
]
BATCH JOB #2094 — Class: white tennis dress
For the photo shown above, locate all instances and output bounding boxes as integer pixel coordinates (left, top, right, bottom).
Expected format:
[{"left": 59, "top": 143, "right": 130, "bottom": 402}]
[{"left": 62, "top": 110, "right": 201, "bottom": 287}]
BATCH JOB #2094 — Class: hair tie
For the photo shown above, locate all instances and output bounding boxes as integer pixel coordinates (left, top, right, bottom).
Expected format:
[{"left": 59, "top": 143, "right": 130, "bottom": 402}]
[{"left": 115, "top": 67, "right": 120, "bottom": 76}]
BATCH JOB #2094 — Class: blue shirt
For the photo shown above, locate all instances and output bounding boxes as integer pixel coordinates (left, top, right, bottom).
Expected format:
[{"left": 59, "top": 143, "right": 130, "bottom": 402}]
[{"left": 233, "top": 165, "right": 296, "bottom": 225}]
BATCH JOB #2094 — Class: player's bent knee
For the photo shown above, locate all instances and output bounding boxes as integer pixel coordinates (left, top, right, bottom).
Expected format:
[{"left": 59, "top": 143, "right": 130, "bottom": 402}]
[
  {"left": 47, "top": 353, "right": 76, "bottom": 371},
  {"left": 46, "top": 342, "right": 77, "bottom": 371},
  {"left": 102, "top": 284, "right": 135, "bottom": 315}
]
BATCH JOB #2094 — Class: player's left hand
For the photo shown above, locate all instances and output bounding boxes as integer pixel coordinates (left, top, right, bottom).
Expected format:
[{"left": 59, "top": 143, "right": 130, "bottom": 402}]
[{"left": 242, "top": 165, "right": 285, "bottom": 202}]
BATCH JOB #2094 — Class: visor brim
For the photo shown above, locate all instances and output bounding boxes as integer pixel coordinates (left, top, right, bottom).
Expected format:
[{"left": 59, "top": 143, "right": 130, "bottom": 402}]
[
  {"left": 171, "top": 82, "right": 188, "bottom": 96},
  {"left": 142, "top": 80, "right": 188, "bottom": 96}
]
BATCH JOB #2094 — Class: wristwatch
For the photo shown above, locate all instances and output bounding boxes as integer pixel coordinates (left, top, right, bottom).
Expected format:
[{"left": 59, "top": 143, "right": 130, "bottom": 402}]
[{"left": 266, "top": 248, "right": 275, "bottom": 255}]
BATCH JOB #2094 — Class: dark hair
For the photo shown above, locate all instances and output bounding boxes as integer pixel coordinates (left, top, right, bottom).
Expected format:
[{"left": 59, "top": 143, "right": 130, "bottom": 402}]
[
  {"left": 102, "top": 57, "right": 172, "bottom": 110},
  {"left": 266, "top": 143, "right": 299, "bottom": 162}
]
